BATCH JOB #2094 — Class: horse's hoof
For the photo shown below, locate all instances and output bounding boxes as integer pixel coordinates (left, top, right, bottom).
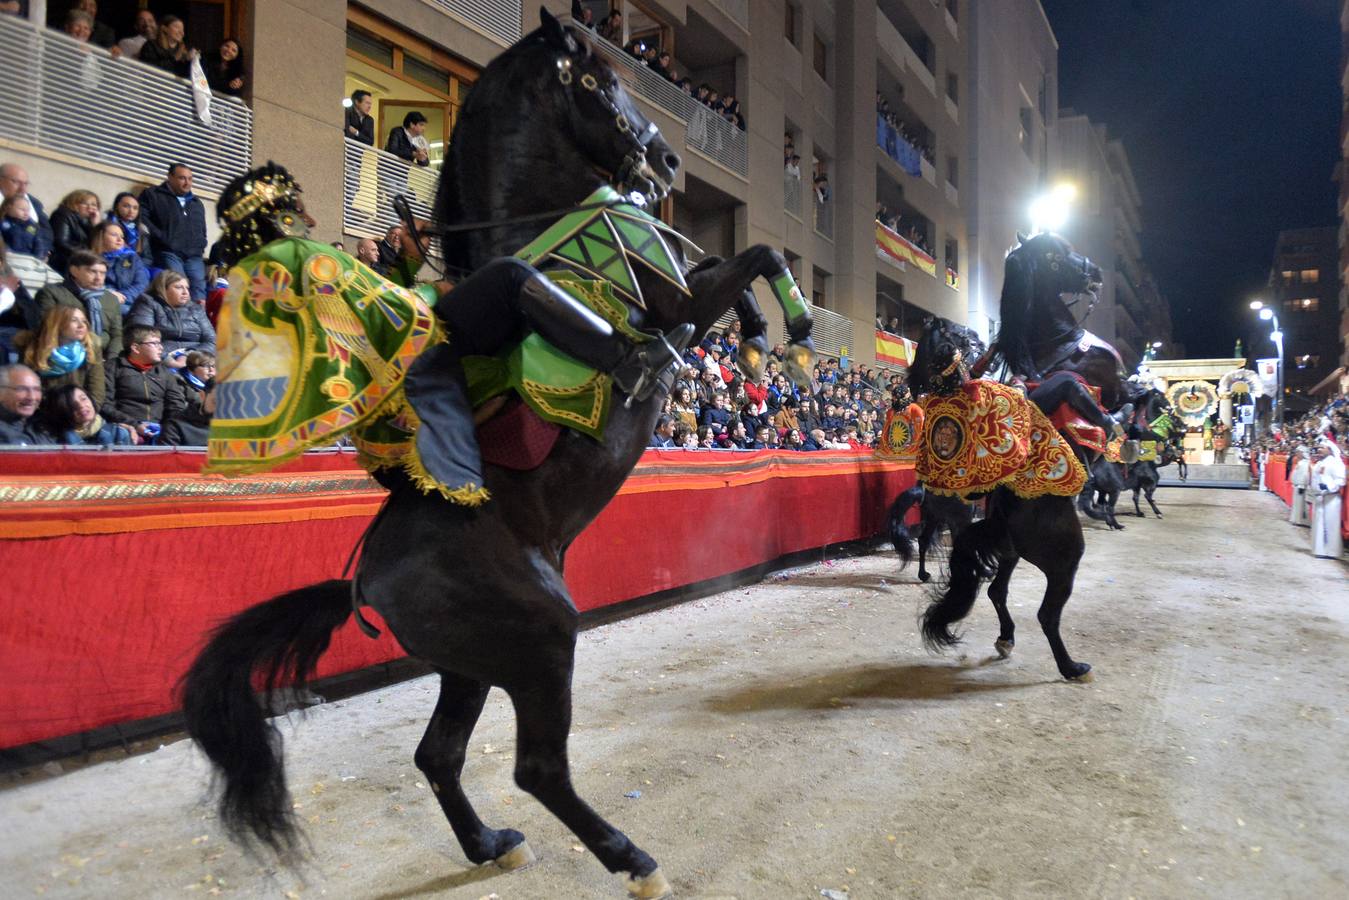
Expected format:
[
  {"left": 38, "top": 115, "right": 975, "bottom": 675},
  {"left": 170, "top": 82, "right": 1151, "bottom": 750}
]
[
  {"left": 994, "top": 638, "right": 1014, "bottom": 659},
  {"left": 1064, "top": 663, "right": 1093, "bottom": 682},
  {"left": 918, "top": 571, "right": 931, "bottom": 583},
  {"left": 1154, "top": 513, "right": 1164, "bottom": 519},
  {"left": 494, "top": 839, "right": 537, "bottom": 871},
  {"left": 625, "top": 867, "right": 672, "bottom": 899}
]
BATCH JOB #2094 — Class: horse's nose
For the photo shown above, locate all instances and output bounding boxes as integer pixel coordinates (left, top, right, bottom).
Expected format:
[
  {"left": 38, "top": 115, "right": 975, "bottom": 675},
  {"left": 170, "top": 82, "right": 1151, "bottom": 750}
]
[{"left": 660, "top": 149, "right": 681, "bottom": 175}]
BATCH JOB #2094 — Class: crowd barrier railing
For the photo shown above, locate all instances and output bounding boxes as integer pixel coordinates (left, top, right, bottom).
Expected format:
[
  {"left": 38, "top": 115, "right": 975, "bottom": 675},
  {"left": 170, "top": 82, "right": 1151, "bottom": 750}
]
[{"left": 0, "top": 447, "right": 915, "bottom": 749}]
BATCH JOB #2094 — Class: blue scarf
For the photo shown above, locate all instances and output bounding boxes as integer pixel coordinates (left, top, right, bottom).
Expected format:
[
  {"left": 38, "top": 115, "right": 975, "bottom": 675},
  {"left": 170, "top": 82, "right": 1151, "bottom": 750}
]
[
  {"left": 74, "top": 285, "right": 105, "bottom": 336},
  {"left": 182, "top": 369, "right": 207, "bottom": 390},
  {"left": 43, "top": 341, "right": 87, "bottom": 377},
  {"left": 111, "top": 214, "right": 142, "bottom": 250}
]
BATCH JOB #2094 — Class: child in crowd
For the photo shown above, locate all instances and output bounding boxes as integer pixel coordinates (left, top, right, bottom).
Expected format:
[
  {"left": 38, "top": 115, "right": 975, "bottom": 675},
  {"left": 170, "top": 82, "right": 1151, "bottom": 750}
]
[{"left": 0, "top": 195, "right": 43, "bottom": 256}]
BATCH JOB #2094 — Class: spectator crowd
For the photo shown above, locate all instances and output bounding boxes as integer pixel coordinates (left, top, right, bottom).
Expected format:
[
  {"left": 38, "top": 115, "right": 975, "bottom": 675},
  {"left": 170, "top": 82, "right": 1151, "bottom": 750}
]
[
  {"left": 572, "top": 3, "right": 745, "bottom": 130},
  {"left": 646, "top": 318, "right": 907, "bottom": 453},
  {"left": 1, "top": 2, "right": 249, "bottom": 97},
  {"left": 876, "top": 92, "right": 936, "bottom": 167},
  {"left": 0, "top": 158, "right": 218, "bottom": 447}
]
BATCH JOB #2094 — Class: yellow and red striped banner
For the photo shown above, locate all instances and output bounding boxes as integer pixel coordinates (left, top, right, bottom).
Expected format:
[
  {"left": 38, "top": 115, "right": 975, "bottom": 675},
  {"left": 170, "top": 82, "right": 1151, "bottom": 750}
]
[
  {"left": 875, "top": 329, "right": 916, "bottom": 368},
  {"left": 875, "top": 221, "right": 937, "bottom": 277}
]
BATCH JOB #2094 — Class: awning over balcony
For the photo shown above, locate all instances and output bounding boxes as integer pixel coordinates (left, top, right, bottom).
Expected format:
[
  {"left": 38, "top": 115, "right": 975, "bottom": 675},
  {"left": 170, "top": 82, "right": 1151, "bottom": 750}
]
[{"left": 875, "top": 221, "right": 936, "bottom": 277}]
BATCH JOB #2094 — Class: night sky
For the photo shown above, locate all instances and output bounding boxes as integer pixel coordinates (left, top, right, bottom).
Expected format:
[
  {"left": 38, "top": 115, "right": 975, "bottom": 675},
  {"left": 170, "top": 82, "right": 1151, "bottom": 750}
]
[{"left": 1040, "top": 0, "right": 1340, "bottom": 358}]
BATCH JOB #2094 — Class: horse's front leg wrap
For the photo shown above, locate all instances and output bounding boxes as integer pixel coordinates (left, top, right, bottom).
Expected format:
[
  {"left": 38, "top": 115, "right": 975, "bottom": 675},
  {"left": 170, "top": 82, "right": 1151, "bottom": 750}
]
[
  {"left": 767, "top": 267, "right": 816, "bottom": 387},
  {"left": 733, "top": 288, "right": 770, "bottom": 383}
]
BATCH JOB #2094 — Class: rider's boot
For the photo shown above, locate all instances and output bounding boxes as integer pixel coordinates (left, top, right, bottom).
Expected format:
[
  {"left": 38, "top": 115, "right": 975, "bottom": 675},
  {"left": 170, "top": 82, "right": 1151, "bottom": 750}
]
[
  {"left": 517, "top": 273, "right": 694, "bottom": 404},
  {"left": 1109, "top": 403, "right": 1134, "bottom": 440}
]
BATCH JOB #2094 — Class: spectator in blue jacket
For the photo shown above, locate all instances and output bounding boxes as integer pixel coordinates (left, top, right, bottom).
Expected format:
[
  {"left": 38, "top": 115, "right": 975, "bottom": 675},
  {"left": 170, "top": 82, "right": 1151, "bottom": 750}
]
[
  {"left": 0, "top": 164, "right": 53, "bottom": 260},
  {"left": 139, "top": 164, "right": 208, "bottom": 301},
  {"left": 0, "top": 195, "right": 44, "bottom": 255},
  {"left": 91, "top": 220, "right": 149, "bottom": 315},
  {"left": 108, "top": 192, "right": 152, "bottom": 264},
  {"left": 698, "top": 390, "right": 732, "bottom": 433}
]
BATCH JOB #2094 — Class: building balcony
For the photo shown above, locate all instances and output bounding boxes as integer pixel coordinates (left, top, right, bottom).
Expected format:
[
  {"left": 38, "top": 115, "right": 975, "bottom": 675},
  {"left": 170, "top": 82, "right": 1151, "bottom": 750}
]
[
  {"left": 876, "top": 8, "right": 936, "bottom": 98},
  {"left": 944, "top": 95, "right": 958, "bottom": 123},
  {"left": 944, "top": 6, "right": 959, "bottom": 40},
  {"left": 342, "top": 138, "right": 439, "bottom": 239},
  {"left": 814, "top": 194, "right": 833, "bottom": 240},
  {"left": 944, "top": 180, "right": 959, "bottom": 207},
  {"left": 0, "top": 13, "right": 253, "bottom": 197},
  {"left": 920, "top": 156, "right": 937, "bottom": 186},
  {"left": 591, "top": 35, "right": 747, "bottom": 178}
]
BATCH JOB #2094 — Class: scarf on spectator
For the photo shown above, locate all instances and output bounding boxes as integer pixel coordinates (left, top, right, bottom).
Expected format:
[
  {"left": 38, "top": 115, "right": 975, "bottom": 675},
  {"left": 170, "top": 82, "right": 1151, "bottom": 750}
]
[
  {"left": 72, "top": 284, "right": 105, "bottom": 336},
  {"left": 111, "top": 215, "right": 143, "bottom": 250},
  {"left": 75, "top": 412, "right": 108, "bottom": 439},
  {"left": 182, "top": 369, "right": 207, "bottom": 390},
  {"left": 43, "top": 341, "right": 87, "bottom": 377},
  {"left": 103, "top": 246, "right": 139, "bottom": 270}
]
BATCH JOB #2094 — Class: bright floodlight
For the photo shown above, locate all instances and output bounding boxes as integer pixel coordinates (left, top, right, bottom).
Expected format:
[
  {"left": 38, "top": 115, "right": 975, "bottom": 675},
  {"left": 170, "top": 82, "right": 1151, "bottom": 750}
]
[
  {"left": 1259, "top": 308, "right": 1273, "bottom": 321},
  {"left": 1249, "top": 300, "right": 1263, "bottom": 310},
  {"left": 1151, "top": 341, "right": 1163, "bottom": 348},
  {"left": 342, "top": 97, "right": 353, "bottom": 108},
  {"left": 1028, "top": 183, "right": 1077, "bottom": 234}
]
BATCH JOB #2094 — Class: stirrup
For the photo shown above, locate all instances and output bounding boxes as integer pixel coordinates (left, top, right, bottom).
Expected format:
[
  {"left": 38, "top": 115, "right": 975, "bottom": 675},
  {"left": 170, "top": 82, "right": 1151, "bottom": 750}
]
[{"left": 618, "top": 323, "right": 695, "bottom": 407}]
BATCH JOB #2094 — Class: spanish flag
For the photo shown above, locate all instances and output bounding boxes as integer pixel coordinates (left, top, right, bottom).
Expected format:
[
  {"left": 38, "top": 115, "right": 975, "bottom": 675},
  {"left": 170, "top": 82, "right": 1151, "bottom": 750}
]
[{"left": 875, "top": 329, "right": 915, "bottom": 368}]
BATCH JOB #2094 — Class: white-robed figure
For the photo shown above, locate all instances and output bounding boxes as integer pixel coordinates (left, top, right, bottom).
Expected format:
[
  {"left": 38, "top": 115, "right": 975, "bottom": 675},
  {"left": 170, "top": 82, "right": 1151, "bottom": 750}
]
[
  {"left": 1308, "top": 440, "right": 1345, "bottom": 559},
  {"left": 1289, "top": 447, "right": 1311, "bottom": 526},
  {"left": 1257, "top": 447, "right": 1268, "bottom": 491}
]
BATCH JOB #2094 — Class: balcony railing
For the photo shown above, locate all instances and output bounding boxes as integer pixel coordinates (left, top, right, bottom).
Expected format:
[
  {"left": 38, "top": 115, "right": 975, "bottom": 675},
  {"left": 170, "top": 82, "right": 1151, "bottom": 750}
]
[
  {"left": 784, "top": 172, "right": 803, "bottom": 219},
  {"left": 342, "top": 138, "right": 439, "bottom": 240},
  {"left": 814, "top": 195, "right": 833, "bottom": 239},
  {"left": 920, "top": 157, "right": 937, "bottom": 186},
  {"left": 0, "top": 14, "right": 252, "bottom": 196},
  {"left": 794, "top": 305, "right": 853, "bottom": 360},
  {"left": 591, "top": 35, "right": 748, "bottom": 177},
  {"left": 944, "top": 180, "right": 959, "bottom": 207}
]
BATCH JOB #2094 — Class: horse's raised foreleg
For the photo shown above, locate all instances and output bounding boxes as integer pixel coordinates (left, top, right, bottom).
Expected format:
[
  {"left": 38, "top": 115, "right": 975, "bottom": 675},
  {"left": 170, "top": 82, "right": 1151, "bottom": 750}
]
[
  {"left": 415, "top": 671, "right": 532, "bottom": 868},
  {"left": 507, "top": 661, "right": 668, "bottom": 898},
  {"left": 686, "top": 244, "right": 815, "bottom": 386},
  {"left": 987, "top": 555, "right": 1019, "bottom": 658}
]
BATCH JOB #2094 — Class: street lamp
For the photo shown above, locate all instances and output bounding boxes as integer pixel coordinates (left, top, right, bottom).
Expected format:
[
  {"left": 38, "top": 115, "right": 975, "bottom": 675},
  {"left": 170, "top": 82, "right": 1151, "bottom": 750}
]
[
  {"left": 1250, "top": 300, "right": 1284, "bottom": 433},
  {"left": 1028, "top": 183, "right": 1078, "bottom": 235}
]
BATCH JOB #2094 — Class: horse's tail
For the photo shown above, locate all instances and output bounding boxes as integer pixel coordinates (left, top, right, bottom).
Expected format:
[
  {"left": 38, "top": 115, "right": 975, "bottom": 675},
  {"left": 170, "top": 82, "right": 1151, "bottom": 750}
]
[
  {"left": 922, "top": 495, "right": 1008, "bottom": 651},
  {"left": 181, "top": 579, "right": 353, "bottom": 855},
  {"left": 887, "top": 485, "right": 925, "bottom": 568}
]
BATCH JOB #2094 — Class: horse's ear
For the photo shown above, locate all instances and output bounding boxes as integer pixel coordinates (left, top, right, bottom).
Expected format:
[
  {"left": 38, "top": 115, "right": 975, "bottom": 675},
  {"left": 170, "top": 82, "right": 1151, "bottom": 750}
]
[
  {"left": 540, "top": 6, "right": 578, "bottom": 53},
  {"left": 1015, "top": 231, "right": 1028, "bottom": 246}
]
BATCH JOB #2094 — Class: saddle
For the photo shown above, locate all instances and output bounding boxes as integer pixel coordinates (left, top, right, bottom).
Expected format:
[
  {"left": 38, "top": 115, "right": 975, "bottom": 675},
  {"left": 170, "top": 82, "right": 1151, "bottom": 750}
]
[{"left": 917, "top": 380, "right": 1086, "bottom": 500}]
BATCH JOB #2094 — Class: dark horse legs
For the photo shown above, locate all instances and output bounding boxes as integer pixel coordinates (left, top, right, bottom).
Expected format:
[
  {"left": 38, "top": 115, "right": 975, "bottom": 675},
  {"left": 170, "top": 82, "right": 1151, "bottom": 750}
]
[
  {"left": 1008, "top": 495, "right": 1090, "bottom": 680},
  {"left": 986, "top": 556, "right": 1018, "bottom": 658},
  {"left": 415, "top": 671, "right": 529, "bottom": 867}
]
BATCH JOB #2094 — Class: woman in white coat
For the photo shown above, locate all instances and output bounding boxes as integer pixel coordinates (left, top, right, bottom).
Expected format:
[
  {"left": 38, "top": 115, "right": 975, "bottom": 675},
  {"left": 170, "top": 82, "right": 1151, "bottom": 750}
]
[
  {"left": 1290, "top": 447, "right": 1311, "bottom": 526},
  {"left": 1308, "top": 440, "right": 1345, "bottom": 559}
]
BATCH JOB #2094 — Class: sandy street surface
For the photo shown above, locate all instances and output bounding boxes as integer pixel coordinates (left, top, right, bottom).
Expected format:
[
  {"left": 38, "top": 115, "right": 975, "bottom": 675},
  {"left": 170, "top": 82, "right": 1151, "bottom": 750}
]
[{"left": 1, "top": 487, "right": 1346, "bottom": 899}]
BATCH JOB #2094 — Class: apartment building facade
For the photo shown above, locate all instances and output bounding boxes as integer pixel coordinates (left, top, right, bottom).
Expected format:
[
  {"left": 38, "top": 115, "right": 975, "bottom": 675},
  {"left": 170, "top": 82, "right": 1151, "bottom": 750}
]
[
  {"left": 1266, "top": 227, "right": 1340, "bottom": 398},
  {"left": 1052, "top": 111, "right": 1171, "bottom": 369},
  {"left": 962, "top": 0, "right": 1057, "bottom": 343}
]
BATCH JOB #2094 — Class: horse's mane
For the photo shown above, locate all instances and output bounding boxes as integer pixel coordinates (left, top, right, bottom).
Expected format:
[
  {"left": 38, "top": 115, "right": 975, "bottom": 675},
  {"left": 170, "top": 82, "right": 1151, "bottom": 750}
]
[
  {"left": 990, "top": 244, "right": 1039, "bottom": 378},
  {"left": 433, "top": 27, "right": 557, "bottom": 274}
]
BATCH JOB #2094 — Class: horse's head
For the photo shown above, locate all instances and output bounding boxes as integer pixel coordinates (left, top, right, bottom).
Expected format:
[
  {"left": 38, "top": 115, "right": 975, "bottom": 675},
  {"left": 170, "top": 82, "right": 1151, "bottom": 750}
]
[
  {"left": 993, "top": 232, "right": 1102, "bottom": 377},
  {"left": 910, "top": 315, "right": 982, "bottom": 395},
  {"left": 436, "top": 9, "right": 681, "bottom": 272}
]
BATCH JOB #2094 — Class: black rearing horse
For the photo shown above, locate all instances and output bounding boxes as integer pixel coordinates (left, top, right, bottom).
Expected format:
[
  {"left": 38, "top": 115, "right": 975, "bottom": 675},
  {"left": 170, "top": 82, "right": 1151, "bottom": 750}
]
[
  {"left": 984, "top": 232, "right": 1126, "bottom": 411},
  {"left": 182, "top": 12, "right": 811, "bottom": 898},
  {"left": 909, "top": 316, "right": 1093, "bottom": 681}
]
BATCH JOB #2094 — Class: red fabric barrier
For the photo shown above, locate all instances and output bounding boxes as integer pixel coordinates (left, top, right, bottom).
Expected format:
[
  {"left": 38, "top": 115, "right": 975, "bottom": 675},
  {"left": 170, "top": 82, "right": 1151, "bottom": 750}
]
[
  {"left": 1265, "top": 454, "right": 1292, "bottom": 504},
  {"left": 0, "top": 449, "right": 913, "bottom": 748}
]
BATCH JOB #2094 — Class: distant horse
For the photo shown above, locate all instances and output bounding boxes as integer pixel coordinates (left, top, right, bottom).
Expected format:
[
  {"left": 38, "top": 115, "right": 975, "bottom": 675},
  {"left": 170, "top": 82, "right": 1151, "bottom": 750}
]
[
  {"left": 909, "top": 317, "right": 1092, "bottom": 681},
  {"left": 982, "top": 232, "right": 1126, "bottom": 411},
  {"left": 1105, "top": 388, "right": 1183, "bottom": 519},
  {"left": 182, "top": 12, "right": 814, "bottom": 898}
]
